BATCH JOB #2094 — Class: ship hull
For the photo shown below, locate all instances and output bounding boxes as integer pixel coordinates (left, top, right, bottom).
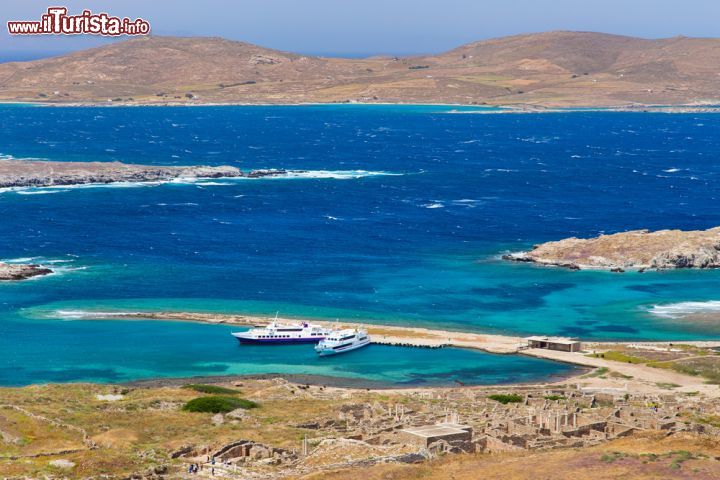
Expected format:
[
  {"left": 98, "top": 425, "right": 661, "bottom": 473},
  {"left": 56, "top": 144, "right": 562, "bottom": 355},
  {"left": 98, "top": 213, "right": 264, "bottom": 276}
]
[
  {"left": 316, "top": 339, "right": 371, "bottom": 356},
  {"left": 233, "top": 335, "right": 324, "bottom": 344}
]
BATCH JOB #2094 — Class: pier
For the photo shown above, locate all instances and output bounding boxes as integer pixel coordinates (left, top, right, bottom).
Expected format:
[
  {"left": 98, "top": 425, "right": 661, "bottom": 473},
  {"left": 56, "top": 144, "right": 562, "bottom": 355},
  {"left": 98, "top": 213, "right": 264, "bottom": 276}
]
[
  {"left": 370, "top": 337, "right": 449, "bottom": 349},
  {"left": 64, "top": 309, "right": 720, "bottom": 397}
]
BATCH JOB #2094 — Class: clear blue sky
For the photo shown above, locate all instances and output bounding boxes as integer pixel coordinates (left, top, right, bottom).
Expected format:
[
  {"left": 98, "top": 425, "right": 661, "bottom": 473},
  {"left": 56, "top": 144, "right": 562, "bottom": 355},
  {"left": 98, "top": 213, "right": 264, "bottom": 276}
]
[{"left": 2, "top": 0, "right": 720, "bottom": 60}]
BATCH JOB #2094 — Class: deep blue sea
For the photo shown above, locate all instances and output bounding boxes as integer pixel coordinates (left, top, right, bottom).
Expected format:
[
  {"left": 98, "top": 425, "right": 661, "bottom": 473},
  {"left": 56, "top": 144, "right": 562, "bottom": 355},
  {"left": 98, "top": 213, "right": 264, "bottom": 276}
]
[{"left": 1, "top": 104, "right": 719, "bottom": 386}]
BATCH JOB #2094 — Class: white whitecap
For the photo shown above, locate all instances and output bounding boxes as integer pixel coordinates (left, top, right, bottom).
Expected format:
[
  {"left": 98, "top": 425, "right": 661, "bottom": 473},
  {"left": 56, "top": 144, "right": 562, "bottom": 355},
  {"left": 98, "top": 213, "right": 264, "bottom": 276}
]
[
  {"left": 649, "top": 300, "right": 720, "bottom": 319},
  {"left": 268, "top": 170, "right": 403, "bottom": 180},
  {"left": 16, "top": 189, "right": 69, "bottom": 195},
  {"left": 1, "top": 257, "right": 38, "bottom": 263},
  {"left": 53, "top": 309, "right": 133, "bottom": 320}
]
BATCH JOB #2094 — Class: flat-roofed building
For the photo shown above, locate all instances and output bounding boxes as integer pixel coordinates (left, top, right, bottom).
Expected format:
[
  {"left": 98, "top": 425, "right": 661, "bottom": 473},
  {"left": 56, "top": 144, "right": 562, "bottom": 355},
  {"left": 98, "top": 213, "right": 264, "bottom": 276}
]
[
  {"left": 525, "top": 336, "right": 582, "bottom": 352},
  {"left": 399, "top": 423, "right": 473, "bottom": 449}
]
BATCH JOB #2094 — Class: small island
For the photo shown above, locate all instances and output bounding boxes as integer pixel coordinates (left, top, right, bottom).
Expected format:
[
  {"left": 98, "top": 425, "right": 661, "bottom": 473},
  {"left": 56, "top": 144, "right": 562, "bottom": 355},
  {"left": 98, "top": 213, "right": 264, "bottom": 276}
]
[
  {"left": 0, "top": 262, "right": 53, "bottom": 280},
  {"left": 0, "top": 159, "right": 301, "bottom": 190},
  {"left": 503, "top": 227, "right": 720, "bottom": 271}
]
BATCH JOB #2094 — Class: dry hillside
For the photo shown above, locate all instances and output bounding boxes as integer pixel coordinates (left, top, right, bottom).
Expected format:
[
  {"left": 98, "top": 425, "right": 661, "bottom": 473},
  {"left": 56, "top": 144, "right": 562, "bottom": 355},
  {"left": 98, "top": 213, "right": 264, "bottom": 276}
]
[{"left": 2, "top": 31, "right": 720, "bottom": 106}]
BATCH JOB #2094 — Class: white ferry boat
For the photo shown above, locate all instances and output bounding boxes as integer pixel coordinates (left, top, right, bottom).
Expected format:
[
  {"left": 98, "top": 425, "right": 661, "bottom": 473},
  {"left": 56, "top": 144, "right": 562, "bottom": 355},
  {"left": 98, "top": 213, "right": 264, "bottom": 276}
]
[
  {"left": 231, "top": 315, "right": 330, "bottom": 344},
  {"left": 314, "top": 328, "right": 371, "bottom": 356}
]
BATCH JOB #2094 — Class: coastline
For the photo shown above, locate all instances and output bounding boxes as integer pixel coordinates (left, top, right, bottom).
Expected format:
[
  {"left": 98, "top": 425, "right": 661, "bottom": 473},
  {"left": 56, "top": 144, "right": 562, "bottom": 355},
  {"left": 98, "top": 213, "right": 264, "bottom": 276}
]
[
  {"left": 47, "top": 308, "right": 720, "bottom": 397},
  {"left": 4, "top": 100, "right": 720, "bottom": 114},
  {"left": 54, "top": 309, "right": 526, "bottom": 354},
  {"left": 503, "top": 227, "right": 720, "bottom": 272},
  {"left": 119, "top": 367, "right": 590, "bottom": 391},
  {"left": 0, "top": 262, "right": 53, "bottom": 281},
  {"left": 0, "top": 159, "right": 340, "bottom": 191}
]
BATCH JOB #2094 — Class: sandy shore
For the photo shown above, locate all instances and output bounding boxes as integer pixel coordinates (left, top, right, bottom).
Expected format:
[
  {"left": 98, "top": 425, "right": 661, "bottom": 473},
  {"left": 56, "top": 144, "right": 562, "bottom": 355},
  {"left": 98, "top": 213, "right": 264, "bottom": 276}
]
[
  {"left": 70, "top": 310, "right": 524, "bottom": 353},
  {"left": 59, "top": 309, "right": 720, "bottom": 397}
]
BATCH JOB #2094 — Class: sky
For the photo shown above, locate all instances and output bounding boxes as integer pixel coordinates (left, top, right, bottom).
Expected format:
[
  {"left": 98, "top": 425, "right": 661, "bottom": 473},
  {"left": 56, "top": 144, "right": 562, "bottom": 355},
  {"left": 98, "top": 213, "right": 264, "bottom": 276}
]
[{"left": 2, "top": 0, "right": 720, "bottom": 60}]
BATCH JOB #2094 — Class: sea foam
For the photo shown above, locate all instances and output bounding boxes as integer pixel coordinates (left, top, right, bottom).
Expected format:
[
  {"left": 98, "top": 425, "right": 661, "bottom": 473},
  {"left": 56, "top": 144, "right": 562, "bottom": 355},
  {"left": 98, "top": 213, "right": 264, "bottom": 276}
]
[
  {"left": 266, "top": 170, "right": 402, "bottom": 180},
  {"left": 649, "top": 301, "right": 720, "bottom": 319}
]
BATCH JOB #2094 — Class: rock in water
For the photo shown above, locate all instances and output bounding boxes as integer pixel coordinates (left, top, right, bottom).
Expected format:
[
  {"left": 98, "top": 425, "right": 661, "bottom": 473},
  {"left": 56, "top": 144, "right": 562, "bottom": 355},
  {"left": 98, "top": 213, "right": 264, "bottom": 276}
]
[
  {"left": 503, "top": 227, "right": 720, "bottom": 271},
  {"left": 0, "top": 263, "right": 53, "bottom": 280}
]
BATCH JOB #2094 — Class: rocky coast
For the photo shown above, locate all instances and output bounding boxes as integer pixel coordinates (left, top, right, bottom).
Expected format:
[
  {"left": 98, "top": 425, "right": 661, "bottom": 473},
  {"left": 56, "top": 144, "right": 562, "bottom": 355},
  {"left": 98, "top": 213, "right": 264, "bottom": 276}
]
[
  {"left": 503, "top": 227, "right": 720, "bottom": 271},
  {"left": 0, "top": 262, "right": 52, "bottom": 280},
  {"left": 0, "top": 159, "right": 300, "bottom": 189}
]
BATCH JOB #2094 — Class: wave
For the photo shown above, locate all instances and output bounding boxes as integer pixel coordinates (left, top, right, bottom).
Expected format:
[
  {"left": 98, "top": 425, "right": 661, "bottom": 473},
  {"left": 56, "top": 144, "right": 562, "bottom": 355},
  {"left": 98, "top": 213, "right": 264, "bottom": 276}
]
[
  {"left": 53, "top": 309, "right": 135, "bottom": 320},
  {"left": 648, "top": 301, "right": 720, "bottom": 319},
  {"left": 16, "top": 189, "right": 69, "bottom": 195},
  {"left": 0, "top": 181, "right": 163, "bottom": 195},
  {"left": 1, "top": 257, "right": 39, "bottom": 263},
  {"left": 263, "top": 170, "right": 403, "bottom": 180},
  {"left": 422, "top": 202, "right": 444, "bottom": 209},
  {"left": 50, "top": 265, "right": 88, "bottom": 274}
]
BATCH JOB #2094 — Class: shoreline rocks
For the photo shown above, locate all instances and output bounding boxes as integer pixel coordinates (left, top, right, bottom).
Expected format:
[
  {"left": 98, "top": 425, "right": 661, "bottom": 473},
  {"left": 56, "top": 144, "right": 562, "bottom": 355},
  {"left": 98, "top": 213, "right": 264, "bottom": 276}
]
[
  {"left": 0, "top": 160, "right": 298, "bottom": 190},
  {"left": 503, "top": 227, "right": 720, "bottom": 271},
  {"left": 0, "top": 262, "right": 53, "bottom": 281}
]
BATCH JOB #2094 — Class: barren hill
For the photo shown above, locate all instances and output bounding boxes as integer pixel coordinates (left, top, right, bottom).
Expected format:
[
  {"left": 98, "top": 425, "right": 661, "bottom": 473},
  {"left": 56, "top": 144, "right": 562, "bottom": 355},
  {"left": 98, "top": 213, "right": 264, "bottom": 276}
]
[
  {"left": 2, "top": 31, "right": 720, "bottom": 107},
  {"left": 504, "top": 227, "right": 720, "bottom": 271}
]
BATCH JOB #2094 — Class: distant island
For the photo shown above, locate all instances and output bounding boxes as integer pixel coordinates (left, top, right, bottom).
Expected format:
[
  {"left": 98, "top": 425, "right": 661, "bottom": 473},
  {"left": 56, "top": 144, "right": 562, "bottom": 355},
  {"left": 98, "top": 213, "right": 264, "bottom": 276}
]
[
  {"left": 1, "top": 31, "right": 720, "bottom": 107},
  {"left": 503, "top": 227, "right": 720, "bottom": 271},
  {"left": 0, "top": 159, "right": 299, "bottom": 189},
  {"left": 0, "top": 262, "right": 52, "bottom": 280}
]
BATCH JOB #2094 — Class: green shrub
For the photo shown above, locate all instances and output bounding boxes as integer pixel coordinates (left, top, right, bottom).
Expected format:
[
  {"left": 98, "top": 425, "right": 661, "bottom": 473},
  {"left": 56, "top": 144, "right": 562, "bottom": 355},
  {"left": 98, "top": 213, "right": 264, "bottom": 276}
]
[
  {"left": 183, "top": 384, "right": 240, "bottom": 395},
  {"left": 182, "top": 396, "right": 258, "bottom": 413},
  {"left": 588, "top": 351, "right": 646, "bottom": 364},
  {"left": 600, "top": 452, "right": 625, "bottom": 463},
  {"left": 586, "top": 367, "right": 609, "bottom": 378},
  {"left": 544, "top": 395, "right": 566, "bottom": 401},
  {"left": 488, "top": 394, "right": 523, "bottom": 404}
]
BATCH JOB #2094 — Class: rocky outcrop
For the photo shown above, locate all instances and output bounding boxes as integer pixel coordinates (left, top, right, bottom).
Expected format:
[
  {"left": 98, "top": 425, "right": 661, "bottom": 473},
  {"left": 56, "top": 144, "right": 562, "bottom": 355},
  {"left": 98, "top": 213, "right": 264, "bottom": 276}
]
[
  {"left": 503, "top": 227, "right": 720, "bottom": 271},
  {"left": 0, "top": 263, "right": 53, "bottom": 280},
  {"left": 0, "top": 160, "right": 299, "bottom": 189}
]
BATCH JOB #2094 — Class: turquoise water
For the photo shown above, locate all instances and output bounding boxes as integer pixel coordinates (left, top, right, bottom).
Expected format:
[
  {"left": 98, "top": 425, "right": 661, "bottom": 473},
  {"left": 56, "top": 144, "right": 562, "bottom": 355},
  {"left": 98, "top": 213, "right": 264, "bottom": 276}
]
[
  {"left": 1, "top": 317, "right": 575, "bottom": 387},
  {"left": 1, "top": 104, "right": 719, "bottom": 385}
]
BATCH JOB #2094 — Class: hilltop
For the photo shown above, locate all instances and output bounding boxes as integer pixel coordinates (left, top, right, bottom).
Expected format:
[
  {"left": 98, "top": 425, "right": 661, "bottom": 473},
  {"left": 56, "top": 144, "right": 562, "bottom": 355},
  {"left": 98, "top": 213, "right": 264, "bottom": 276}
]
[{"left": 2, "top": 32, "right": 720, "bottom": 107}]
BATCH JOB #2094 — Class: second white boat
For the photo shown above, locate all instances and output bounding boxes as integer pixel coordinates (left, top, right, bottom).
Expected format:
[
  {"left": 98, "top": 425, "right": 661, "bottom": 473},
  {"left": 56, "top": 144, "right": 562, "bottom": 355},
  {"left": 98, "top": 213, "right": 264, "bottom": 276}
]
[{"left": 314, "top": 328, "right": 371, "bottom": 356}]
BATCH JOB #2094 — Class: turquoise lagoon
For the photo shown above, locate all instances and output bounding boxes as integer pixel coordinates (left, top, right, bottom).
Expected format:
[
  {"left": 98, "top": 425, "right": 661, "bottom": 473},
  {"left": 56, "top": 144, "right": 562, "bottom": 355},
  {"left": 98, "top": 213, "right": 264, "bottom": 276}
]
[{"left": 1, "top": 105, "right": 719, "bottom": 386}]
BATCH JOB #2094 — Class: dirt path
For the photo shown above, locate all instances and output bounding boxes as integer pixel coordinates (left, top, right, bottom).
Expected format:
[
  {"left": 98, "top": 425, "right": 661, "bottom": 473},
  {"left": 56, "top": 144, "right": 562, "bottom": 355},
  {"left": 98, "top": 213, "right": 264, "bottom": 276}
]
[{"left": 522, "top": 348, "right": 720, "bottom": 397}]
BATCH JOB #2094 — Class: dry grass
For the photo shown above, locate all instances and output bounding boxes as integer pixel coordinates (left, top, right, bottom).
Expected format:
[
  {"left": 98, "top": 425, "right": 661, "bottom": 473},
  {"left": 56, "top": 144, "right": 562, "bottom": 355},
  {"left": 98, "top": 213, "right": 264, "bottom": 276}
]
[
  {"left": 520, "top": 227, "right": 720, "bottom": 269},
  {"left": 0, "top": 381, "right": 367, "bottom": 478},
  {"left": 302, "top": 433, "right": 720, "bottom": 480},
  {"left": 3, "top": 32, "right": 720, "bottom": 107}
]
